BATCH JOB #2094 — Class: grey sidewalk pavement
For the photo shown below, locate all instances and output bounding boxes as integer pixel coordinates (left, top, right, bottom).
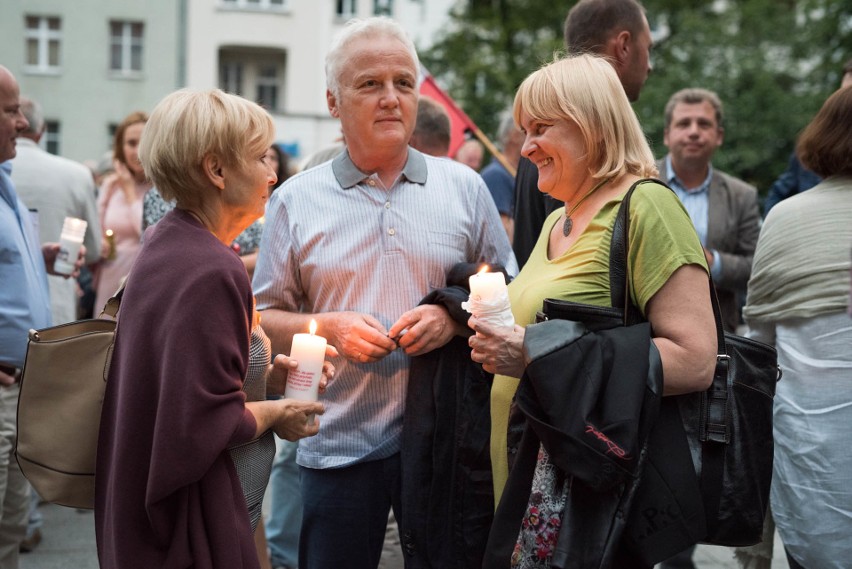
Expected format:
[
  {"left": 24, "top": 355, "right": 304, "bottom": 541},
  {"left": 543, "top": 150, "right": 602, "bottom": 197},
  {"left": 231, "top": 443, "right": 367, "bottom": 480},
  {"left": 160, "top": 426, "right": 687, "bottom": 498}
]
[
  {"left": 21, "top": 502, "right": 790, "bottom": 569},
  {"left": 20, "top": 505, "right": 98, "bottom": 569}
]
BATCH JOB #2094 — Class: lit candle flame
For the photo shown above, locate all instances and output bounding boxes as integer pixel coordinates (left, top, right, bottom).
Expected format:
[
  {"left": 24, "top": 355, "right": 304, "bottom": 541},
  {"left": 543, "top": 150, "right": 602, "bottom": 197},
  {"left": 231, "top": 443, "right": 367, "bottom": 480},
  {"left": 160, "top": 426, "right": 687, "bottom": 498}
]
[
  {"left": 309, "top": 319, "right": 317, "bottom": 335},
  {"left": 477, "top": 265, "right": 489, "bottom": 275},
  {"left": 105, "top": 229, "right": 114, "bottom": 238}
]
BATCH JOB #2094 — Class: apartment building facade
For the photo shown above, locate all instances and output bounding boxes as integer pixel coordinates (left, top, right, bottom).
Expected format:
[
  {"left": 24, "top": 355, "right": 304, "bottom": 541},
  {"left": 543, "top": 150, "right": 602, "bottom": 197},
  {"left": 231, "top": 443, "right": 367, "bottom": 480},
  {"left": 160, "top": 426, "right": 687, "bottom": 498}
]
[
  {"left": 0, "top": 0, "right": 182, "bottom": 162},
  {"left": 1, "top": 0, "right": 456, "bottom": 163}
]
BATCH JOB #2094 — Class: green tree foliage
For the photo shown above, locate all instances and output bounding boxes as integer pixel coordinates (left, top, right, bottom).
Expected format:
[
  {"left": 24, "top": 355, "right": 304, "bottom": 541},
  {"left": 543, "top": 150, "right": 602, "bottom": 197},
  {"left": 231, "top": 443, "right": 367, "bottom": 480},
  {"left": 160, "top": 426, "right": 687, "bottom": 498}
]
[
  {"left": 419, "top": 0, "right": 564, "bottom": 142},
  {"left": 639, "top": 0, "right": 852, "bottom": 190},
  {"left": 421, "top": 0, "right": 852, "bottom": 194}
]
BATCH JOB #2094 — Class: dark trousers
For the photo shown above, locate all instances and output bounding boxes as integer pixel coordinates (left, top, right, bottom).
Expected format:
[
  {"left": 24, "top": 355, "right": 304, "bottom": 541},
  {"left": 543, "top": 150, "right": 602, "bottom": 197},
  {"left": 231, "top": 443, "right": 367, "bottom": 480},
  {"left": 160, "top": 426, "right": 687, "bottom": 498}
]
[{"left": 298, "top": 453, "right": 402, "bottom": 569}]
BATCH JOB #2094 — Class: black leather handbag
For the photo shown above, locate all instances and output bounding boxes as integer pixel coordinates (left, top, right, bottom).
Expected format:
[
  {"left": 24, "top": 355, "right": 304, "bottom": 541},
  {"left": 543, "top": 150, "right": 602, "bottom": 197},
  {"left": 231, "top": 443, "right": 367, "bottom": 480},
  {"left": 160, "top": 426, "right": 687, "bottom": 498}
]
[{"left": 539, "top": 179, "right": 780, "bottom": 562}]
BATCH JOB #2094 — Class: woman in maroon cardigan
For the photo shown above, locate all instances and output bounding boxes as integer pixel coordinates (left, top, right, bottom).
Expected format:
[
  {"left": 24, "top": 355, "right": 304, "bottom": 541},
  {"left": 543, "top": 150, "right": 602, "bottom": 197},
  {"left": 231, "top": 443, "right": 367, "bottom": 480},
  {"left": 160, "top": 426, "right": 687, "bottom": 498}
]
[{"left": 94, "top": 89, "right": 329, "bottom": 569}]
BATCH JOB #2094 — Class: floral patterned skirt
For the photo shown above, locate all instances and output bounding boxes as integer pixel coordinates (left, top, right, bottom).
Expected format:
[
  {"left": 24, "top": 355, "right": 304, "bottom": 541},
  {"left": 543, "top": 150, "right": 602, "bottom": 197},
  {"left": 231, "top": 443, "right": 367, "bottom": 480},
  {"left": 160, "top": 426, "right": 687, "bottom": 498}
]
[{"left": 511, "top": 445, "right": 571, "bottom": 568}]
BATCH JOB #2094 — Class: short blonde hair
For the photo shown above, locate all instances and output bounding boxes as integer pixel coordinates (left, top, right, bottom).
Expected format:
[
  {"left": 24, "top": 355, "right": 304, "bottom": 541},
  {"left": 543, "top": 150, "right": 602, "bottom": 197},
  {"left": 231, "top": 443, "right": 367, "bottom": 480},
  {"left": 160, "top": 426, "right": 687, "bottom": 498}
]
[
  {"left": 513, "top": 54, "right": 656, "bottom": 180},
  {"left": 140, "top": 89, "right": 274, "bottom": 203}
]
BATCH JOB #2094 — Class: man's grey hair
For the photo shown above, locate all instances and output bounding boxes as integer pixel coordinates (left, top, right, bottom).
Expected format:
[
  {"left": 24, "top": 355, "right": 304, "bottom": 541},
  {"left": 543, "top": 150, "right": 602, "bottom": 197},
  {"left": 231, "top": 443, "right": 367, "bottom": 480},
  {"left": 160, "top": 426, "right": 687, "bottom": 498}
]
[
  {"left": 664, "top": 87, "right": 724, "bottom": 128},
  {"left": 325, "top": 17, "right": 419, "bottom": 98},
  {"left": 20, "top": 97, "right": 44, "bottom": 135}
]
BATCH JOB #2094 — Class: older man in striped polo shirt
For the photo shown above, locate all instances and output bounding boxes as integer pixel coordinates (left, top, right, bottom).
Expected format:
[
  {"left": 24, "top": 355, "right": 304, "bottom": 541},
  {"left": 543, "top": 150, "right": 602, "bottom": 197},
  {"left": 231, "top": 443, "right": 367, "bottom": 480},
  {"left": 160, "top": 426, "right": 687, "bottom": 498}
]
[{"left": 253, "top": 16, "right": 513, "bottom": 569}]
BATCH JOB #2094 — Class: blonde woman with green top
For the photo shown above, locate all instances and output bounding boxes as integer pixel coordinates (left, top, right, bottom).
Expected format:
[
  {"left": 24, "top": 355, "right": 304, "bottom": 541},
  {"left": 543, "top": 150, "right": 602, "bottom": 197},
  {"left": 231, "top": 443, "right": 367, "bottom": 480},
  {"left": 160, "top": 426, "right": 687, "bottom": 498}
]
[{"left": 468, "top": 54, "right": 717, "bottom": 568}]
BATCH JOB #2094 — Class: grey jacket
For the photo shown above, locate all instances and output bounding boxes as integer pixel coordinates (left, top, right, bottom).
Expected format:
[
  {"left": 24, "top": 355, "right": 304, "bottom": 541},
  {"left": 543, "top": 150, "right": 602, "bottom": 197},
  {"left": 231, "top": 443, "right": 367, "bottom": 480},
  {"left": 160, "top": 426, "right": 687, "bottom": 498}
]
[{"left": 657, "top": 158, "right": 761, "bottom": 332}]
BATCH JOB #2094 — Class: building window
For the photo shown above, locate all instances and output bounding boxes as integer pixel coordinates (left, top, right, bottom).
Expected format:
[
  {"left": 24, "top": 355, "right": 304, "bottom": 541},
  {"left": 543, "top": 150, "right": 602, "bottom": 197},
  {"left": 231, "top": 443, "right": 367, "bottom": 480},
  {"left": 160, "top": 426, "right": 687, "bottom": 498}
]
[
  {"left": 109, "top": 21, "right": 144, "bottom": 75},
  {"left": 219, "top": 62, "right": 244, "bottom": 96},
  {"left": 221, "top": 0, "right": 286, "bottom": 9},
  {"left": 373, "top": 0, "right": 392, "bottom": 16},
  {"left": 25, "top": 16, "right": 61, "bottom": 73},
  {"left": 43, "top": 121, "right": 61, "bottom": 155},
  {"left": 336, "top": 0, "right": 357, "bottom": 18},
  {"left": 219, "top": 48, "right": 287, "bottom": 112},
  {"left": 256, "top": 65, "right": 279, "bottom": 110},
  {"left": 108, "top": 124, "right": 117, "bottom": 153}
]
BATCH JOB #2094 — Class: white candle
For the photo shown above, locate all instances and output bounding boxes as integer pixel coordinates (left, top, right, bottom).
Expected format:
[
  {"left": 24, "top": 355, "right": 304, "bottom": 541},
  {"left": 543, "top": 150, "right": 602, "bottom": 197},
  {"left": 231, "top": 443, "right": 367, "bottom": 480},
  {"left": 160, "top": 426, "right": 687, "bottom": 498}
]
[
  {"left": 469, "top": 267, "right": 507, "bottom": 303},
  {"left": 463, "top": 266, "right": 515, "bottom": 329},
  {"left": 54, "top": 217, "right": 88, "bottom": 275},
  {"left": 284, "top": 319, "right": 327, "bottom": 424}
]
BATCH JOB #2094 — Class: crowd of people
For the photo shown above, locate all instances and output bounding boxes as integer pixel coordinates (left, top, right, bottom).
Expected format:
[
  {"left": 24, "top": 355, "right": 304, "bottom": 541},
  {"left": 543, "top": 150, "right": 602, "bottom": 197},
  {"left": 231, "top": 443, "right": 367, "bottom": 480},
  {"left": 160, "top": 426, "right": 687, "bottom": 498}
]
[{"left": 1, "top": 1, "right": 850, "bottom": 568}]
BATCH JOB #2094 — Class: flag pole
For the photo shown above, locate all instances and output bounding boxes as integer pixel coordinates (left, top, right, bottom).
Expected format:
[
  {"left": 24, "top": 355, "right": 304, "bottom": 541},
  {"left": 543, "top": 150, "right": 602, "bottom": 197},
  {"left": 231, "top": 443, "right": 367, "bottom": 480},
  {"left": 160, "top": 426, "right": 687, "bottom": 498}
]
[
  {"left": 469, "top": 127, "right": 516, "bottom": 178},
  {"left": 420, "top": 65, "right": 517, "bottom": 177}
]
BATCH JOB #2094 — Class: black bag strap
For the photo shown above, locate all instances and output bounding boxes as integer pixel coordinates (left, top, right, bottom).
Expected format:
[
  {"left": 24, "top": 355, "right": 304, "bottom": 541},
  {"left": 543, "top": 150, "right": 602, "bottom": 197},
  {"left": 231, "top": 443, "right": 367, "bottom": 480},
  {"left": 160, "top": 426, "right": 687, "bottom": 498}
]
[
  {"left": 609, "top": 178, "right": 731, "bottom": 532},
  {"left": 608, "top": 178, "right": 646, "bottom": 325},
  {"left": 612, "top": 179, "right": 727, "bottom": 346}
]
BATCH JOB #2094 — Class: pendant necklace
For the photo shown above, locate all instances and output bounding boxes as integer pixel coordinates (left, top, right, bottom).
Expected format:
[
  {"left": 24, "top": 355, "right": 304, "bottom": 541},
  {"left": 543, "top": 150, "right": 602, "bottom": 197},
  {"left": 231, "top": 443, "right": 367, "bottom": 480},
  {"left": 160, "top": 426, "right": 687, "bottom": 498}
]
[{"left": 562, "top": 178, "right": 611, "bottom": 237}]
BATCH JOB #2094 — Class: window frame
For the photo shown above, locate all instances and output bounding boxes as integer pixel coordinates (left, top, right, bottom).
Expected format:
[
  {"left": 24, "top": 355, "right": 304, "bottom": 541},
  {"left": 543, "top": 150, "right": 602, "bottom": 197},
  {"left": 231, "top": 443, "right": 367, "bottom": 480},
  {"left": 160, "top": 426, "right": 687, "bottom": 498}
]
[
  {"left": 220, "top": 0, "right": 288, "bottom": 11},
  {"left": 109, "top": 20, "right": 145, "bottom": 77},
  {"left": 24, "top": 15, "right": 62, "bottom": 74},
  {"left": 218, "top": 50, "right": 287, "bottom": 113},
  {"left": 219, "top": 61, "right": 245, "bottom": 97},
  {"left": 42, "top": 120, "right": 61, "bottom": 156},
  {"left": 255, "top": 64, "right": 280, "bottom": 111},
  {"left": 336, "top": 0, "right": 357, "bottom": 18},
  {"left": 373, "top": 0, "right": 392, "bottom": 16}
]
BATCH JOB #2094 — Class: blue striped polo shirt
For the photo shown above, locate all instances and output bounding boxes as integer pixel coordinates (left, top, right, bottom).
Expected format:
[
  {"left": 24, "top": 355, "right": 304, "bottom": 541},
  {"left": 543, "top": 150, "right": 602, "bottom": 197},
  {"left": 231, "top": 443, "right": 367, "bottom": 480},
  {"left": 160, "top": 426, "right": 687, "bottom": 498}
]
[{"left": 253, "top": 148, "right": 514, "bottom": 469}]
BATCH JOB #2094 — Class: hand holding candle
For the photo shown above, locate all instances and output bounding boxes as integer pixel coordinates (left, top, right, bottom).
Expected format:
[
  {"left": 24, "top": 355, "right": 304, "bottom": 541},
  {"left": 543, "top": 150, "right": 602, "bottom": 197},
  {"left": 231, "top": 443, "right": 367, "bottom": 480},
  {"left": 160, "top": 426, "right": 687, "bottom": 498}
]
[
  {"left": 284, "top": 319, "right": 328, "bottom": 425},
  {"left": 462, "top": 266, "right": 514, "bottom": 329}
]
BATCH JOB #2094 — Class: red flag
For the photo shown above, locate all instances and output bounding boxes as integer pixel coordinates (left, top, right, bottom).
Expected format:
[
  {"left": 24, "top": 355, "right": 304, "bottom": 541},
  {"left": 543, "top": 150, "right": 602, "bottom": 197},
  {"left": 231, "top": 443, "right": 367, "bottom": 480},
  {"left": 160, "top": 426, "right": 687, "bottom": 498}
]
[{"left": 419, "top": 71, "right": 478, "bottom": 157}]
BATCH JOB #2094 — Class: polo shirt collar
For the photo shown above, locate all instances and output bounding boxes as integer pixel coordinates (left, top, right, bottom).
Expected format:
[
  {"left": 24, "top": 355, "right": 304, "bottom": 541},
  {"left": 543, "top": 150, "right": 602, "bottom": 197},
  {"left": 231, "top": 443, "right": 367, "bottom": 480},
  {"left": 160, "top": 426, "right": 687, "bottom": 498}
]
[{"left": 332, "top": 147, "right": 428, "bottom": 189}]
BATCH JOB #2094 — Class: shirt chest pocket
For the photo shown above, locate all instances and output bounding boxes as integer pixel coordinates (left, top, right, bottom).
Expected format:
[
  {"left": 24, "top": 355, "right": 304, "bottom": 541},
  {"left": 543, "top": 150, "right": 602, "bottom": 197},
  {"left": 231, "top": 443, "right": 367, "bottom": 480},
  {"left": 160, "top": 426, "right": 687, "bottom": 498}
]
[{"left": 426, "top": 230, "right": 468, "bottom": 290}]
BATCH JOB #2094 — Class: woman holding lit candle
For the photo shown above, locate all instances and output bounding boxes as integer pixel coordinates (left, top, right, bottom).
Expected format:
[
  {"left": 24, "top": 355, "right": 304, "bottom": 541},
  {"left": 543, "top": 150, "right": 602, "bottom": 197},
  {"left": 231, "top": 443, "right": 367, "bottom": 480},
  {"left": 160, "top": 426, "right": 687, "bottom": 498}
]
[
  {"left": 94, "top": 89, "right": 329, "bottom": 569},
  {"left": 468, "top": 55, "right": 717, "bottom": 568}
]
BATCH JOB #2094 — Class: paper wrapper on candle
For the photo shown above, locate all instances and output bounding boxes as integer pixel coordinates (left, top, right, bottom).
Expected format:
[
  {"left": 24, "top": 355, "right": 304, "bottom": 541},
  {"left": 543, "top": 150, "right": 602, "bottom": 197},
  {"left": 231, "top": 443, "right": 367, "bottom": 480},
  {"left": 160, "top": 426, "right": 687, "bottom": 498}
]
[
  {"left": 284, "top": 332, "right": 327, "bottom": 425},
  {"left": 462, "top": 270, "right": 515, "bottom": 329}
]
